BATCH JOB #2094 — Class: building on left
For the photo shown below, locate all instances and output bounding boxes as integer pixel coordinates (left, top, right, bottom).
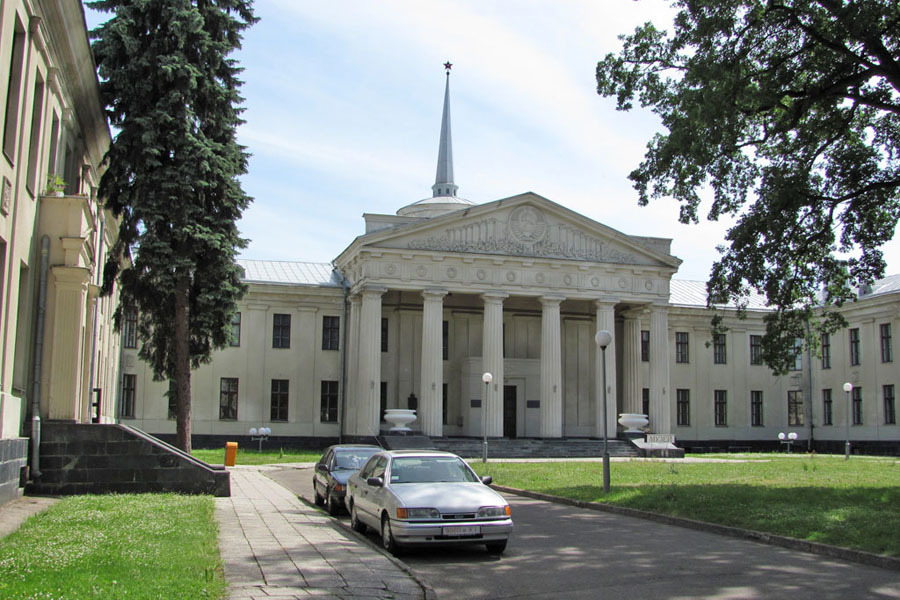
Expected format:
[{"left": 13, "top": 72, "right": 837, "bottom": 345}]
[{"left": 0, "top": 1, "right": 121, "bottom": 505}]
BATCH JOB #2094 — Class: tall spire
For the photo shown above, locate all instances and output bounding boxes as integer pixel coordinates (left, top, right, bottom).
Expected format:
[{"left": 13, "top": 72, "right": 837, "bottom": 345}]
[{"left": 432, "top": 61, "right": 458, "bottom": 198}]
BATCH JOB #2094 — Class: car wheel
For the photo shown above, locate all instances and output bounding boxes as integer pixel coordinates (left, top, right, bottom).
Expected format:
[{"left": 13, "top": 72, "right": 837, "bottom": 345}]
[
  {"left": 381, "top": 514, "right": 402, "bottom": 556},
  {"left": 485, "top": 540, "right": 507, "bottom": 555},
  {"left": 313, "top": 481, "right": 325, "bottom": 506},
  {"left": 350, "top": 503, "right": 366, "bottom": 533},
  {"left": 326, "top": 489, "right": 340, "bottom": 516}
]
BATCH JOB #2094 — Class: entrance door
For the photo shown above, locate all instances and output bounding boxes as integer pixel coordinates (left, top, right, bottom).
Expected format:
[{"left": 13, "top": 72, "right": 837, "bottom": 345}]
[{"left": 503, "top": 385, "right": 517, "bottom": 438}]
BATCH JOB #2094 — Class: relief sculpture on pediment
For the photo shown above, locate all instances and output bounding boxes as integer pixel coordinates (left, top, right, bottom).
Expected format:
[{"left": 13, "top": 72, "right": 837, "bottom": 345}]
[{"left": 406, "top": 206, "right": 639, "bottom": 264}]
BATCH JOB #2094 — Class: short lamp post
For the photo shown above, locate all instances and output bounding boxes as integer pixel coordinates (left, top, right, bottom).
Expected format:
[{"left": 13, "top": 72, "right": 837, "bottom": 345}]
[
  {"left": 778, "top": 431, "right": 798, "bottom": 453},
  {"left": 249, "top": 427, "right": 270, "bottom": 453},
  {"left": 482, "top": 372, "right": 493, "bottom": 463},
  {"left": 843, "top": 382, "right": 853, "bottom": 460},
  {"left": 595, "top": 330, "right": 612, "bottom": 493}
]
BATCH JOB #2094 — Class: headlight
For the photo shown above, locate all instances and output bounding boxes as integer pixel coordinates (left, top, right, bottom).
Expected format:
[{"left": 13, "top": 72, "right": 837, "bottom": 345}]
[
  {"left": 332, "top": 483, "right": 343, "bottom": 492},
  {"left": 477, "top": 506, "right": 511, "bottom": 518},
  {"left": 396, "top": 507, "right": 440, "bottom": 520}
]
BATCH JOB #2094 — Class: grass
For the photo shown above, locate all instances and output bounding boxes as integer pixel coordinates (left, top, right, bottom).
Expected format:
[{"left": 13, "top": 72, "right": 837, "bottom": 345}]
[
  {"left": 192, "top": 447, "right": 322, "bottom": 465},
  {"left": 472, "top": 454, "right": 900, "bottom": 557},
  {"left": 0, "top": 493, "right": 225, "bottom": 600}
]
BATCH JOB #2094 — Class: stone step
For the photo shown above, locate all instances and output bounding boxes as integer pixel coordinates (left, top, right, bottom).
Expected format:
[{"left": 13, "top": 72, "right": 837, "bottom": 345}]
[{"left": 431, "top": 437, "right": 640, "bottom": 459}]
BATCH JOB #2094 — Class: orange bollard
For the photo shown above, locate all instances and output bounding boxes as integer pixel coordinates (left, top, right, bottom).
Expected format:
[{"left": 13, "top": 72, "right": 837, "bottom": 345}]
[{"left": 225, "top": 441, "right": 238, "bottom": 466}]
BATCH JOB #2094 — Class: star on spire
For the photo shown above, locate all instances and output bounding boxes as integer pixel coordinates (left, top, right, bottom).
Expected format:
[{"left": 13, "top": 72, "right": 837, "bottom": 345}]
[{"left": 444, "top": 61, "right": 452, "bottom": 74}]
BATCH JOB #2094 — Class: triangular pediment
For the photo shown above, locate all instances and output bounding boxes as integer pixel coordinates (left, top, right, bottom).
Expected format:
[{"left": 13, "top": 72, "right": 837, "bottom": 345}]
[{"left": 340, "top": 193, "right": 680, "bottom": 269}]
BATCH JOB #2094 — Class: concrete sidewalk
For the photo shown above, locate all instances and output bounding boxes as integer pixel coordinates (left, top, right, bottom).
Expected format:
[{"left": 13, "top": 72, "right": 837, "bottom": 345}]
[{"left": 217, "top": 466, "right": 428, "bottom": 600}]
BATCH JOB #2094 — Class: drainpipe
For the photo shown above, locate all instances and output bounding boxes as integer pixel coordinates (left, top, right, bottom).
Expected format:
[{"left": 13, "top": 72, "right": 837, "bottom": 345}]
[
  {"left": 30, "top": 236, "right": 50, "bottom": 479},
  {"left": 333, "top": 264, "right": 350, "bottom": 444}
]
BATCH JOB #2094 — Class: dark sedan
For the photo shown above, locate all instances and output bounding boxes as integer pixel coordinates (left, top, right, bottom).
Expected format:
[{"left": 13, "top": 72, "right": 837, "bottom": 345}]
[{"left": 313, "top": 444, "right": 381, "bottom": 515}]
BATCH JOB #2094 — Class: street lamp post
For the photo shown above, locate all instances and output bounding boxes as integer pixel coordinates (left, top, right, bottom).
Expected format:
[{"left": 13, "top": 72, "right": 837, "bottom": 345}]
[
  {"left": 482, "top": 372, "right": 493, "bottom": 463},
  {"left": 595, "top": 330, "right": 612, "bottom": 493},
  {"left": 843, "top": 382, "right": 853, "bottom": 460}
]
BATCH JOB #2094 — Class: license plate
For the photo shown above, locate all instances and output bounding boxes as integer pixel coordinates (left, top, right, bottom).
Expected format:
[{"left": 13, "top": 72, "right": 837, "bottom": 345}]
[{"left": 442, "top": 525, "right": 480, "bottom": 536}]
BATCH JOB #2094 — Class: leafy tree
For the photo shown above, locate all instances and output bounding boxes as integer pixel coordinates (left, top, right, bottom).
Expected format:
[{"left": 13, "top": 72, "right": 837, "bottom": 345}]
[
  {"left": 90, "top": 0, "right": 256, "bottom": 451},
  {"left": 596, "top": 0, "right": 900, "bottom": 373}
]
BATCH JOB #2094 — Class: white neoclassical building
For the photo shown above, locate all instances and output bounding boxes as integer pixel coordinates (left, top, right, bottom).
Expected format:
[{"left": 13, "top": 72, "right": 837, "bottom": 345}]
[{"left": 120, "top": 71, "right": 900, "bottom": 454}]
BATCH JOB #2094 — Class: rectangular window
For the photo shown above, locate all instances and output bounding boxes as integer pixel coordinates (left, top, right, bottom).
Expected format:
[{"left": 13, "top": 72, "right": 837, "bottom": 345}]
[
  {"left": 442, "top": 383, "right": 448, "bottom": 425},
  {"left": 230, "top": 312, "right": 241, "bottom": 347},
  {"left": 791, "top": 338, "right": 803, "bottom": 371},
  {"left": 884, "top": 385, "right": 896, "bottom": 425},
  {"left": 642, "top": 388, "right": 650, "bottom": 418},
  {"left": 821, "top": 333, "right": 831, "bottom": 369},
  {"left": 381, "top": 317, "right": 388, "bottom": 352},
  {"left": 273, "top": 313, "right": 291, "bottom": 348},
  {"left": 676, "top": 389, "right": 690, "bottom": 426},
  {"left": 788, "top": 390, "right": 803, "bottom": 426},
  {"left": 675, "top": 332, "right": 689, "bottom": 363},
  {"left": 852, "top": 387, "right": 863, "bottom": 425},
  {"left": 380, "top": 381, "right": 387, "bottom": 422},
  {"left": 641, "top": 330, "right": 650, "bottom": 362},
  {"left": 320, "top": 380, "right": 339, "bottom": 423},
  {"left": 121, "top": 374, "right": 136, "bottom": 419},
  {"left": 25, "top": 74, "right": 45, "bottom": 194},
  {"left": 849, "top": 328, "right": 860, "bottom": 366},
  {"left": 123, "top": 307, "right": 138, "bottom": 349},
  {"left": 442, "top": 320, "right": 449, "bottom": 360},
  {"left": 749, "top": 335, "right": 762, "bottom": 365},
  {"left": 822, "top": 389, "right": 833, "bottom": 426},
  {"left": 271, "top": 379, "right": 289, "bottom": 422},
  {"left": 3, "top": 19, "right": 26, "bottom": 162},
  {"left": 714, "top": 390, "right": 727, "bottom": 426},
  {"left": 322, "top": 315, "right": 340, "bottom": 350},
  {"left": 750, "top": 390, "right": 763, "bottom": 426},
  {"left": 880, "top": 323, "right": 893, "bottom": 363},
  {"left": 713, "top": 334, "right": 727, "bottom": 365},
  {"left": 219, "top": 378, "right": 239, "bottom": 420}
]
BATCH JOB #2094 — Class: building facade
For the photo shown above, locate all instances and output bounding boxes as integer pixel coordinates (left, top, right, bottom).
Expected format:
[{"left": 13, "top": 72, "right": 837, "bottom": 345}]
[
  {"left": 120, "top": 73, "right": 900, "bottom": 454},
  {"left": 0, "top": 0, "right": 121, "bottom": 505}
]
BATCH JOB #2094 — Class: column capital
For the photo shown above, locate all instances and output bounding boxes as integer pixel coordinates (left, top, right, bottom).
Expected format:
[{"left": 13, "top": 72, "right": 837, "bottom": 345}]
[
  {"left": 360, "top": 284, "right": 388, "bottom": 297},
  {"left": 621, "top": 305, "right": 649, "bottom": 319},
  {"left": 539, "top": 294, "right": 565, "bottom": 306},
  {"left": 481, "top": 291, "right": 509, "bottom": 304},
  {"left": 595, "top": 297, "right": 619, "bottom": 309},
  {"left": 422, "top": 288, "right": 449, "bottom": 301}
]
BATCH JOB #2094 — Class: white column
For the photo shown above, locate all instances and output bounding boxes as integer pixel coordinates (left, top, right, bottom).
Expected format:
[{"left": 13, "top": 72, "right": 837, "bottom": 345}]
[
  {"left": 354, "top": 286, "right": 386, "bottom": 437},
  {"left": 481, "top": 292, "right": 507, "bottom": 437},
  {"left": 595, "top": 300, "right": 618, "bottom": 439},
  {"left": 622, "top": 310, "right": 642, "bottom": 414},
  {"left": 540, "top": 295, "right": 564, "bottom": 438},
  {"left": 650, "top": 303, "right": 671, "bottom": 433},
  {"left": 420, "top": 289, "right": 447, "bottom": 437},
  {"left": 344, "top": 295, "right": 361, "bottom": 435}
]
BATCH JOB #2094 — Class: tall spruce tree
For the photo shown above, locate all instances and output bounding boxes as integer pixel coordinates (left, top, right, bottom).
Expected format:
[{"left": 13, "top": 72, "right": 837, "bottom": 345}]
[
  {"left": 90, "top": 0, "right": 256, "bottom": 452},
  {"left": 596, "top": 1, "right": 900, "bottom": 374}
]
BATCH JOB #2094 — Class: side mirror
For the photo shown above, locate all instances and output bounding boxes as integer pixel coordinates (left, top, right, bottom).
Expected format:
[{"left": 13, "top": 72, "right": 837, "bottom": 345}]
[
  {"left": 366, "top": 476, "right": 385, "bottom": 487},
  {"left": 481, "top": 476, "right": 493, "bottom": 485}
]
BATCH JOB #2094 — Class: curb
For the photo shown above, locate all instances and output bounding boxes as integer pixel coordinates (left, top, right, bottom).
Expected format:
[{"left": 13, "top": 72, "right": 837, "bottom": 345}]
[{"left": 492, "top": 484, "right": 900, "bottom": 572}]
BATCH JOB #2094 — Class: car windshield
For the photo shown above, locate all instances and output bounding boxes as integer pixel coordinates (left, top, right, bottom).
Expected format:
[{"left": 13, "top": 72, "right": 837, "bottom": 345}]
[
  {"left": 389, "top": 456, "right": 480, "bottom": 484},
  {"left": 334, "top": 449, "right": 379, "bottom": 470}
]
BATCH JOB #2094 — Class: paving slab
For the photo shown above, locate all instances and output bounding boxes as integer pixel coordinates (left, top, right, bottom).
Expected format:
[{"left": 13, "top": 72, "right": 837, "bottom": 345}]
[{"left": 216, "top": 466, "right": 427, "bottom": 600}]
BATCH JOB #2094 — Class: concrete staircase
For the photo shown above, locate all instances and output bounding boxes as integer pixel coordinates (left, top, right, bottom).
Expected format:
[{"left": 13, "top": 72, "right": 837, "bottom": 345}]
[
  {"left": 431, "top": 437, "right": 641, "bottom": 459},
  {"left": 27, "top": 423, "right": 230, "bottom": 497}
]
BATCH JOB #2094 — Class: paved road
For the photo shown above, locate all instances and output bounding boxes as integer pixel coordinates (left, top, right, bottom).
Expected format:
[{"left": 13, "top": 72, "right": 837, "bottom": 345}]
[{"left": 268, "top": 465, "right": 900, "bottom": 600}]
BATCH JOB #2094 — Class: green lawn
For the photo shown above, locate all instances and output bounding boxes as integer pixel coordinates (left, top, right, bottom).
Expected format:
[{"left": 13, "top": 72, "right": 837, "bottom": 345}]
[
  {"left": 193, "top": 447, "right": 322, "bottom": 465},
  {"left": 472, "top": 454, "right": 900, "bottom": 556},
  {"left": 0, "top": 494, "right": 225, "bottom": 600}
]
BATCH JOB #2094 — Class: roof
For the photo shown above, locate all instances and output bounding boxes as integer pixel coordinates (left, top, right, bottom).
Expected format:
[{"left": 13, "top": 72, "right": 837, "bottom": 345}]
[
  {"left": 237, "top": 259, "right": 342, "bottom": 287},
  {"left": 669, "top": 280, "right": 771, "bottom": 310},
  {"left": 862, "top": 273, "right": 900, "bottom": 297}
]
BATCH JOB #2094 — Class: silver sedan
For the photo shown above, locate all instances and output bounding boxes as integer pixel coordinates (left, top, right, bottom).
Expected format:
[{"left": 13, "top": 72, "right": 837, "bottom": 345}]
[{"left": 346, "top": 449, "right": 513, "bottom": 555}]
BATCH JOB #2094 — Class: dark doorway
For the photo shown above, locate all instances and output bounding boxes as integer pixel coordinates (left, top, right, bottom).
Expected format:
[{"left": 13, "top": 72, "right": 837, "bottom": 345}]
[{"left": 503, "top": 385, "right": 517, "bottom": 438}]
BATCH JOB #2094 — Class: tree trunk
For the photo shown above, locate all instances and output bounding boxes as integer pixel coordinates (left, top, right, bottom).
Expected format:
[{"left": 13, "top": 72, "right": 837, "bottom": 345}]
[{"left": 174, "top": 272, "right": 192, "bottom": 453}]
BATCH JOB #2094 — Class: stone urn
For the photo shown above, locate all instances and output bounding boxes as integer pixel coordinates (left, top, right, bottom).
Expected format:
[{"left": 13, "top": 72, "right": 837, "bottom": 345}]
[
  {"left": 384, "top": 408, "right": 417, "bottom": 432},
  {"left": 618, "top": 413, "right": 649, "bottom": 433}
]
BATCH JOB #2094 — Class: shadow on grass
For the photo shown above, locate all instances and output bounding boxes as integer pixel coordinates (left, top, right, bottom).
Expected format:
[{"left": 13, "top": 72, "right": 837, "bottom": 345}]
[{"left": 539, "top": 483, "right": 900, "bottom": 556}]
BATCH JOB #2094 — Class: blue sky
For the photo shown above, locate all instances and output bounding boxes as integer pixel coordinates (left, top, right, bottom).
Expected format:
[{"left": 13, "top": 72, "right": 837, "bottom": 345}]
[{"left": 84, "top": 0, "right": 899, "bottom": 282}]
